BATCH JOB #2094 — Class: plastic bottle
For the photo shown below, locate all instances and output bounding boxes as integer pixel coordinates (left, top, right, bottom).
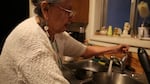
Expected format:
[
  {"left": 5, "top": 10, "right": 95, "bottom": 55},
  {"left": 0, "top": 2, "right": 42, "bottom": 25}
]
[{"left": 107, "top": 26, "right": 113, "bottom": 36}]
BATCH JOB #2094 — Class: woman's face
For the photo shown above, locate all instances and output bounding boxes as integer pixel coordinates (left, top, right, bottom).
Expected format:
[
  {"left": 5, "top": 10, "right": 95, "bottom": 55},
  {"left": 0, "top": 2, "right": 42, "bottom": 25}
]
[{"left": 46, "top": 0, "right": 73, "bottom": 34}]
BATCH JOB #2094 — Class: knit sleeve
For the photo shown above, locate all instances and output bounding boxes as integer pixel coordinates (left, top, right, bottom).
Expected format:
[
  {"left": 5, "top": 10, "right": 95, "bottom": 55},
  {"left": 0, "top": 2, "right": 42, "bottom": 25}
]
[
  {"left": 19, "top": 45, "right": 69, "bottom": 84},
  {"left": 63, "top": 32, "right": 87, "bottom": 57}
]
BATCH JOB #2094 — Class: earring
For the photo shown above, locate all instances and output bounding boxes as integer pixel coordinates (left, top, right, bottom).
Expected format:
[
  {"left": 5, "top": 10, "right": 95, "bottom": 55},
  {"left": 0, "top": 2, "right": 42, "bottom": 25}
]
[{"left": 44, "top": 25, "right": 50, "bottom": 37}]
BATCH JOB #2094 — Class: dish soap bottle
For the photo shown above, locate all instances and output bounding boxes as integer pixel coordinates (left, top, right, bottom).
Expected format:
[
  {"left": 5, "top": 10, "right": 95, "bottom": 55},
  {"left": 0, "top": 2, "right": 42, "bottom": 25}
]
[{"left": 107, "top": 26, "right": 113, "bottom": 36}]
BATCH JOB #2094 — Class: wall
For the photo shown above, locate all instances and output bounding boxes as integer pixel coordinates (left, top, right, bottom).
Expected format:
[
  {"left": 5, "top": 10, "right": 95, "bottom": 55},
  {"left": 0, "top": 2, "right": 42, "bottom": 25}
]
[
  {"left": 86, "top": 0, "right": 101, "bottom": 40},
  {"left": 29, "top": 0, "right": 35, "bottom": 17}
]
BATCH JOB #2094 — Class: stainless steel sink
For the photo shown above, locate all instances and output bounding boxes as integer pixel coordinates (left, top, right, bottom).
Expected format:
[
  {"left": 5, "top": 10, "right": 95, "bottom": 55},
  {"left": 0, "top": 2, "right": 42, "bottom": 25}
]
[{"left": 63, "top": 59, "right": 148, "bottom": 84}]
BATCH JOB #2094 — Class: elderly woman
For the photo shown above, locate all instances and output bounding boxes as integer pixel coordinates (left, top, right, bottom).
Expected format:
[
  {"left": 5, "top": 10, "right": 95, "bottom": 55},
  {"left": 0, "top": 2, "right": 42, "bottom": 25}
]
[{"left": 0, "top": 0, "right": 129, "bottom": 84}]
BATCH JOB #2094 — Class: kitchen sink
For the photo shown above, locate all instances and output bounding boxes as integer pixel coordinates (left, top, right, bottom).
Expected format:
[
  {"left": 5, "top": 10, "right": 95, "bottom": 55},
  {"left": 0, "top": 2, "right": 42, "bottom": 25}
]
[{"left": 63, "top": 59, "right": 148, "bottom": 84}]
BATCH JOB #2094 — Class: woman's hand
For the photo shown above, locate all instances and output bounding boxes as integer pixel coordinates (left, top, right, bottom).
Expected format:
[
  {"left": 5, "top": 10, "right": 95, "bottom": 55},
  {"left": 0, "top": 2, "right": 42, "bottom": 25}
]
[{"left": 115, "top": 44, "right": 130, "bottom": 53}]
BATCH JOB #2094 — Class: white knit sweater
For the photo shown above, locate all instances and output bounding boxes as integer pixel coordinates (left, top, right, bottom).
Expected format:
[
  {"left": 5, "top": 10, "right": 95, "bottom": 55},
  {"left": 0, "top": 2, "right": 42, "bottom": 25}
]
[{"left": 0, "top": 16, "right": 86, "bottom": 84}]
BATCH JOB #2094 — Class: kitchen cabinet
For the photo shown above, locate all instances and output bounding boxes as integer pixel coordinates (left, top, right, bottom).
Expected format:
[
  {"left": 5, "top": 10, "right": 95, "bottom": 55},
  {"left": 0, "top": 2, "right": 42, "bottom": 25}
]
[
  {"left": 66, "top": 0, "right": 89, "bottom": 43},
  {"left": 71, "top": 0, "right": 89, "bottom": 24}
]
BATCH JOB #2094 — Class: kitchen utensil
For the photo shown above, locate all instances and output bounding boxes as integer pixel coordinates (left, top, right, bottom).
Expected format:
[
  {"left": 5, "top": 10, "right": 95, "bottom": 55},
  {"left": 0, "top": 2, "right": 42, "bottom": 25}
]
[
  {"left": 74, "top": 59, "right": 107, "bottom": 80},
  {"left": 137, "top": 47, "right": 150, "bottom": 84}
]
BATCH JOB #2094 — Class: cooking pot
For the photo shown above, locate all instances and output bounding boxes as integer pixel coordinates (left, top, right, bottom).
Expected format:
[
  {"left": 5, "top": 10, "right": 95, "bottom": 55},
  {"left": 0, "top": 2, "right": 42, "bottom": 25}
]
[
  {"left": 74, "top": 60, "right": 107, "bottom": 80},
  {"left": 76, "top": 60, "right": 107, "bottom": 72},
  {"left": 92, "top": 72, "right": 143, "bottom": 84}
]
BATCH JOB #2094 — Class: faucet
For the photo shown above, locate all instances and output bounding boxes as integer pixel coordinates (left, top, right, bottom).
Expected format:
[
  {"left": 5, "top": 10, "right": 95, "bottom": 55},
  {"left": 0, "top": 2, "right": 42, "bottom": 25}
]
[
  {"left": 107, "top": 54, "right": 129, "bottom": 74},
  {"left": 107, "top": 56, "right": 116, "bottom": 75},
  {"left": 120, "top": 53, "right": 128, "bottom": 73}
]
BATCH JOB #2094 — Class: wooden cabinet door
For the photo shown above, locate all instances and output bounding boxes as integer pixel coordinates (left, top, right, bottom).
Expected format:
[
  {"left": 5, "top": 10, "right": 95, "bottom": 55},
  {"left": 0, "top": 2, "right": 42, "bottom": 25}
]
[{"left": 72, "top": 0, "right": 89, "bottom": 24}]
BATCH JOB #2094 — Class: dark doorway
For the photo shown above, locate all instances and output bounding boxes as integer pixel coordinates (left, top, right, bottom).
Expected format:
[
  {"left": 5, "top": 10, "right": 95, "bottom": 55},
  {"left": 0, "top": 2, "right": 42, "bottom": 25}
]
[{"left": 0, "top": 0, "right": 29, "bottom": 53}]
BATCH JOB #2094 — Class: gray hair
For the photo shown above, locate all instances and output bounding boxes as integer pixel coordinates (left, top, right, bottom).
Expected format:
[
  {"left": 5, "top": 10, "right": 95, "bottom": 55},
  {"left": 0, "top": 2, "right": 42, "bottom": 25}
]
[{"left": 31, "top": 0, "right": 61, "bottom": 17}]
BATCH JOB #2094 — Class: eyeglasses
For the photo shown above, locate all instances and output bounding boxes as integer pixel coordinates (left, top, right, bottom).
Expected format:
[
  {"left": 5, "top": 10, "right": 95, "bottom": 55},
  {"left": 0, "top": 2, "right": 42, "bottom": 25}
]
[{"left": 58, "top": 6, "right": 76, "bottom": 17}]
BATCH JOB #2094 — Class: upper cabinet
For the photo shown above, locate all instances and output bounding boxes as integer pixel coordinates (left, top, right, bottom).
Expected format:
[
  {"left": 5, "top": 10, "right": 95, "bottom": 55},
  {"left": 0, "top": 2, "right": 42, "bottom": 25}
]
[{"left": 71, "top": 0, "right": 89, "bottom": 24}]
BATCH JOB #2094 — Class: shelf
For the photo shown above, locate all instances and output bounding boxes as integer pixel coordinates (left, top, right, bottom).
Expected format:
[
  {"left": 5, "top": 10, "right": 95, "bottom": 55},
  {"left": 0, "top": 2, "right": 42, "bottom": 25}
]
[{"left": 88, "top": 35, "right": 150, "bottom": 55}]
